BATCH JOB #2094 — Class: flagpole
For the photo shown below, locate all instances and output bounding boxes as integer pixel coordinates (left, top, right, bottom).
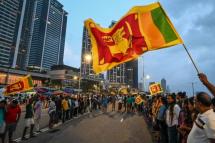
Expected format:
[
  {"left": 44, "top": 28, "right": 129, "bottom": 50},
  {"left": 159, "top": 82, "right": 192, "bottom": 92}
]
[{"left": 182, "top": 44, "right": 200, "bottom": 74}]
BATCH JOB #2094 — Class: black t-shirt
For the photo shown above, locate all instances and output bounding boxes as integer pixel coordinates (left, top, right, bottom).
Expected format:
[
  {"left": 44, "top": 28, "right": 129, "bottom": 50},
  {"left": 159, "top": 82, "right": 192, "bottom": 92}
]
[{"left": 25, "top": 104, "right": 33, "bottom": 118}]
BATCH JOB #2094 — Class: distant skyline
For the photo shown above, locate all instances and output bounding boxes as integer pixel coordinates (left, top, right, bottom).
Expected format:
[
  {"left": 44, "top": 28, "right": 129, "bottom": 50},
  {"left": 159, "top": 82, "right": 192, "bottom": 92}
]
[{"left": 58, "top": 0, "right": 215, "bottom": 96}]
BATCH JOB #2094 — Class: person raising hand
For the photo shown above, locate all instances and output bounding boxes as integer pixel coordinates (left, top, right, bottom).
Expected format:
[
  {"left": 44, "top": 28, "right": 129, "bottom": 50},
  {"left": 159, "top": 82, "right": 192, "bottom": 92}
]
[{"left": 198, "top": 73, "right": 215, "bottom": 97}]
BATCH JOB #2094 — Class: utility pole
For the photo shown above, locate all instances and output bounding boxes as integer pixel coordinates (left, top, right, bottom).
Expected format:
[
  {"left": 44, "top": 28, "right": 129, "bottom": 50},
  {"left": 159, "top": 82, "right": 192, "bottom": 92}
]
[
  {"left": 142, "top": 56, "right": 145, "bottom": 91},
  {"left": 192, "top": 82, "right": 195, "bottom": 96}
]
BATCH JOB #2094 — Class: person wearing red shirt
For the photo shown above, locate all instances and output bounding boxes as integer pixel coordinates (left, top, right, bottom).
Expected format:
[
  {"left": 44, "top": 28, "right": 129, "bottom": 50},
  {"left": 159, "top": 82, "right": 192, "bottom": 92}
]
[{"left": 5, "top": 99, "right": 21, "bottom": 143}]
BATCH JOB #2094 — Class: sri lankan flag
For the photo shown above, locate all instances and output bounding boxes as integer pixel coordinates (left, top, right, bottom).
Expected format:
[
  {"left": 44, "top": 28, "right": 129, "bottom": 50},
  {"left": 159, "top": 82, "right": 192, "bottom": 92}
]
[
  {"left": 149, "top": 83, "right": 163, "bottom": 95},
  {"left": 85, "top": 2, "right": 183, "bottom": 74},
  {"left": 4, "top": 75, "right": 34, "bottom": 96},
  {"left": 135, "top": 95, "right": 144, "bottom": 105}
]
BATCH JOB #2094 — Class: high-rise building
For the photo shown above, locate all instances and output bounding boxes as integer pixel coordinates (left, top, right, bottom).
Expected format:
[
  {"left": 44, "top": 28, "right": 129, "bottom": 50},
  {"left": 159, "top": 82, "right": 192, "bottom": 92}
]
[
  {"left": 80, "top": 26, "right": 104, "bottom": 81},
  {"left": 161, "top": 78, "right": 167, "bottom": 93},
  {"left": 0, "top": 0, "right": 25, "bottom": 67},
  {"left": 27, "top": 0, "right": 67, "bottom": 71},
  {"left": 12, "top": 0, "right": 36, "bottom": 69},
  {"left": 107, "top": 64, "right": 125, "bottom": 84},
  {"left": 107, "top": 60, "right": 138, "bottom": 88},
  {"left": 0, "top": 0, "right": 67, "bottom": 70},
  {"left": 125, "top": 59, "right": 138, "bottom": 88}
]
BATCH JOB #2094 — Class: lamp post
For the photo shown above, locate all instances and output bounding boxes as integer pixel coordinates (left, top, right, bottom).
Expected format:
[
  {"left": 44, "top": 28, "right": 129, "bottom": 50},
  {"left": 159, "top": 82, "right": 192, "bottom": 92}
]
[
  {"left": 78, "top": 53, "right": 92, "bottom": 94},
  {"left": 5, "top": 67, "right": 10, "bottom": 85},
  {"left": 192, "top": 82, "right": 194, "bottom": 96},
  {"left": 143, "top": 74, "right": 150, "bottom": 92}
]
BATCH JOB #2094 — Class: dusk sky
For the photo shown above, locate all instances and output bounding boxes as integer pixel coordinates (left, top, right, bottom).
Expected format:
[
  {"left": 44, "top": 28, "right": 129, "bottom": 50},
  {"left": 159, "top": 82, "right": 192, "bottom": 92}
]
[{"left": 58, "top": 0, "right": 215, "bottom": 96}]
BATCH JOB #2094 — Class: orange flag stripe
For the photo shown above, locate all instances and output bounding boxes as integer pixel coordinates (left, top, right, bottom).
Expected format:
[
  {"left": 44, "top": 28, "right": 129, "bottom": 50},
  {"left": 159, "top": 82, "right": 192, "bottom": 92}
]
[{"left": 140, "top": 12, "right": 166, "bottom": 49}]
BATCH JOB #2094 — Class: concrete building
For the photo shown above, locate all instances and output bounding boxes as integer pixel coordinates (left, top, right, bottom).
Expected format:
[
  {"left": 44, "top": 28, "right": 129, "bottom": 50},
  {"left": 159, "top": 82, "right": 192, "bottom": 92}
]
[{"left": 48, "top": 65, "right": 79, "bottom": 88}]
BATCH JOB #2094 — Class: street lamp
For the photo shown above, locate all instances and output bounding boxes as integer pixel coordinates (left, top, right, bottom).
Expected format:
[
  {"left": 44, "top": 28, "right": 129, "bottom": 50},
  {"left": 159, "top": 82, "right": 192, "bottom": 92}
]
[
  {"left": 85, "top": 54, "right": 92, "bottom": 63},
  {"left": 78, "top": 53, "right": 92, "bottom": 94},
  {"left": 73, "top": 76, "right": 78, "bottom": 80},
  {"left": 145, "top": 75, "right": 150, "bottom": 80},
  {"left": 99, "top": 80, "right": 104, "bottom": 93},
  {"left": 143, "top": 74, "right": 150, "bottom": 91}
]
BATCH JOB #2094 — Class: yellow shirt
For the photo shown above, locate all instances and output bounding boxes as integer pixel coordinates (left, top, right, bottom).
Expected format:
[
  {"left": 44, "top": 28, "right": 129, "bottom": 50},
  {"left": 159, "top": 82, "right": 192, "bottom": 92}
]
[{"left": 62, "top": 99, "right": 69, "bottom": 111}]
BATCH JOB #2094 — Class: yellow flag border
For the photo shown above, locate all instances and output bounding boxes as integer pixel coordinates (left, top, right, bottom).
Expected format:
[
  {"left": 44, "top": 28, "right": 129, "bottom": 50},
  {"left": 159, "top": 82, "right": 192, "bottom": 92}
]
[
  {"left": 84, "top": 2, "right": 183, "bottom": 74},
  {"left": 4, "top": 75, "right": 34, "bottom": 96},
  {"left": 149, "top": 83, "right": 163, "bottom": 95}
]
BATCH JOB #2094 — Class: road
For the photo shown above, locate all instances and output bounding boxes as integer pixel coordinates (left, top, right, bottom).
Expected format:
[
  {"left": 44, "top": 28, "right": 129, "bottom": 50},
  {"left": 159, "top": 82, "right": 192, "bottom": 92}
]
[{"left": 18, "top": 111, "right": 153, "bottom": 143}]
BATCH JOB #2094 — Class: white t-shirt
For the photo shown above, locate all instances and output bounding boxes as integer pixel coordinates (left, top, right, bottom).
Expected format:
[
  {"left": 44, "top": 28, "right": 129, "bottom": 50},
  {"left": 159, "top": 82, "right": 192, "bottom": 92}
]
[
  {"left": 34, "top": 101, "right": 42, "bottom": 115},
  {"left": 117, "top": 96, "right": 123, "bottom": 103},
  {"left": 165, "top": 104, "right": 181, "bottom": 127},
  {"left": 75, "top": 100, "right": 79, "bottom": 108},
  {"left": 187, "top": 109, "right": 215, "bottom": 143}
]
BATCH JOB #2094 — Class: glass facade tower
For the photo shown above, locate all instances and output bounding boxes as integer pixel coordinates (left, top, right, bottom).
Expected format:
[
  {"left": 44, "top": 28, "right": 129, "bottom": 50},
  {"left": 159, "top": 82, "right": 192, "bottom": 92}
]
[{"left": 27, "top": 0, "right": 67, "bottom": 71}]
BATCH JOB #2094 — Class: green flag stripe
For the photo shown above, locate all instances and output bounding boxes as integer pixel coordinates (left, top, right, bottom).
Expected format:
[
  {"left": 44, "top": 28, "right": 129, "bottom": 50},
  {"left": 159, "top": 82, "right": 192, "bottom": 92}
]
[
  {"left": 151, "top": 7, "right": 178, "bottom": 43},
  {"left": 28, "top": 76, "right": 33, "bottom": 87}
]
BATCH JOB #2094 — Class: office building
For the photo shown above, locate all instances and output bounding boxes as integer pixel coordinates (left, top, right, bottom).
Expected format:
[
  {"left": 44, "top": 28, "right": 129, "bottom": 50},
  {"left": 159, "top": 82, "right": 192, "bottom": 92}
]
[
  {"left": 0, "top": 0, "right": 67, "bottom": 71},
  {"left": 161, "top": 78, "right": 167, "bottom": 93},
  {"left": 0, "top": 0, "right": 25, "bottom": 67},
  {"left": 27, "top": 0, "right": 67, "bottom": 71}
]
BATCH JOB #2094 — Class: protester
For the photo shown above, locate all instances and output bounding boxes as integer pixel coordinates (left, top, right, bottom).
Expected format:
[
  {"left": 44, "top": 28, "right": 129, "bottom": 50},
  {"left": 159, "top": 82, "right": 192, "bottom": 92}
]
[
  {"left": 123, "top": 95, "right": 127, "bottom": 112},
  {"left": 111, "top": 95, "right": 116, "bottom": 111},
  {"left": 74, "top": 98, "right": 79, "bottom": 117},
  {"left": 62, "top": 97, "right": 69, "bottom": 123},
  {"left": 198, "top": 73, "right": 215, "bottom": 97},
  {"left": 34, "top": 96, "right": 42, "bottom": 132},
  {"left": 187, "top": 92, "right": 215, "bottom": 143},
  {"left": 117, "top": 94, "right": 123, "bottom": 112},
  {"left": 48, "top": 97, "right": 56, "bottom": 129},
  {"left": 101, "top": 95, "right": 108, "bottom": 112},
  {"left": 178, "top": 99, "right": 193, "bottom": 143},
  {"left": 22, "top": 98, "right": 35, "bottom": 140},
  {"left": 187, "top": 97, "right": 198, "bottom": 122},
  {"left": 211, "top": 98, "right": 215, "bottom": 112},
  {"left": 166, "top": 94, "right": 181, "bottom": 143},
  {"left": 55, "top": 96, "right": 62, "bottom": 122},
  {"left": 127, "top": 95, "right": 132, "bottom": 113},
  {"left": 157, "top": 96, "right": 168, "bottom": 143},
  {"left": 68, "top": 97, "right": 74, "bottom": 119},
  {"left": 5, "top": 99, "right": 21, "bottom": 143},
  {"left": 0, "top": 99, "right": 6, "bottom": 143}
]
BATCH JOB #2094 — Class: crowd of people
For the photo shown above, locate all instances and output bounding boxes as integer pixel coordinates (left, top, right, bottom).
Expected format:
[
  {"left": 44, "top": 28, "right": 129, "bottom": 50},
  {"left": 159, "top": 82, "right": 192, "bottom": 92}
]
[
  {"left": 142, "top": 73, "right": 215, "bottom": 143},
  {"left": 0, "top": 73, "right": 214, "bottom": 143},
  {"left": 0, "top": 88, "right": 147, "bottom": 143}
]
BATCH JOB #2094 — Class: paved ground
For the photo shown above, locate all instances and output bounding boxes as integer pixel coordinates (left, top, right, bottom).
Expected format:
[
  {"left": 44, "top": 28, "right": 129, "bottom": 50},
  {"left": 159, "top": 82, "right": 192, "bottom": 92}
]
[
  {"left": 20, "top": 111, "right": 153, "bottom": 143},
  {"left": 13, "top": 108, "right": 49, "bottom": 139}
]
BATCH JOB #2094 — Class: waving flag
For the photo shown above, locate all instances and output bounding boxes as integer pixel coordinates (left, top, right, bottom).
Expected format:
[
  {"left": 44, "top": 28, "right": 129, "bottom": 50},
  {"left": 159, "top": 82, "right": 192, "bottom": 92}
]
[
  {"left": 4, "top": 75, "right": 34, "bottom": 96},
  {"left": 135, "top": 95, "right": 143, "bottom": 105},
  {"left": 85, "top": 2, "right": 183, "bottom": 74},
  {"left": 149, "top": 83, "right": 163, "bottom": 95}
]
